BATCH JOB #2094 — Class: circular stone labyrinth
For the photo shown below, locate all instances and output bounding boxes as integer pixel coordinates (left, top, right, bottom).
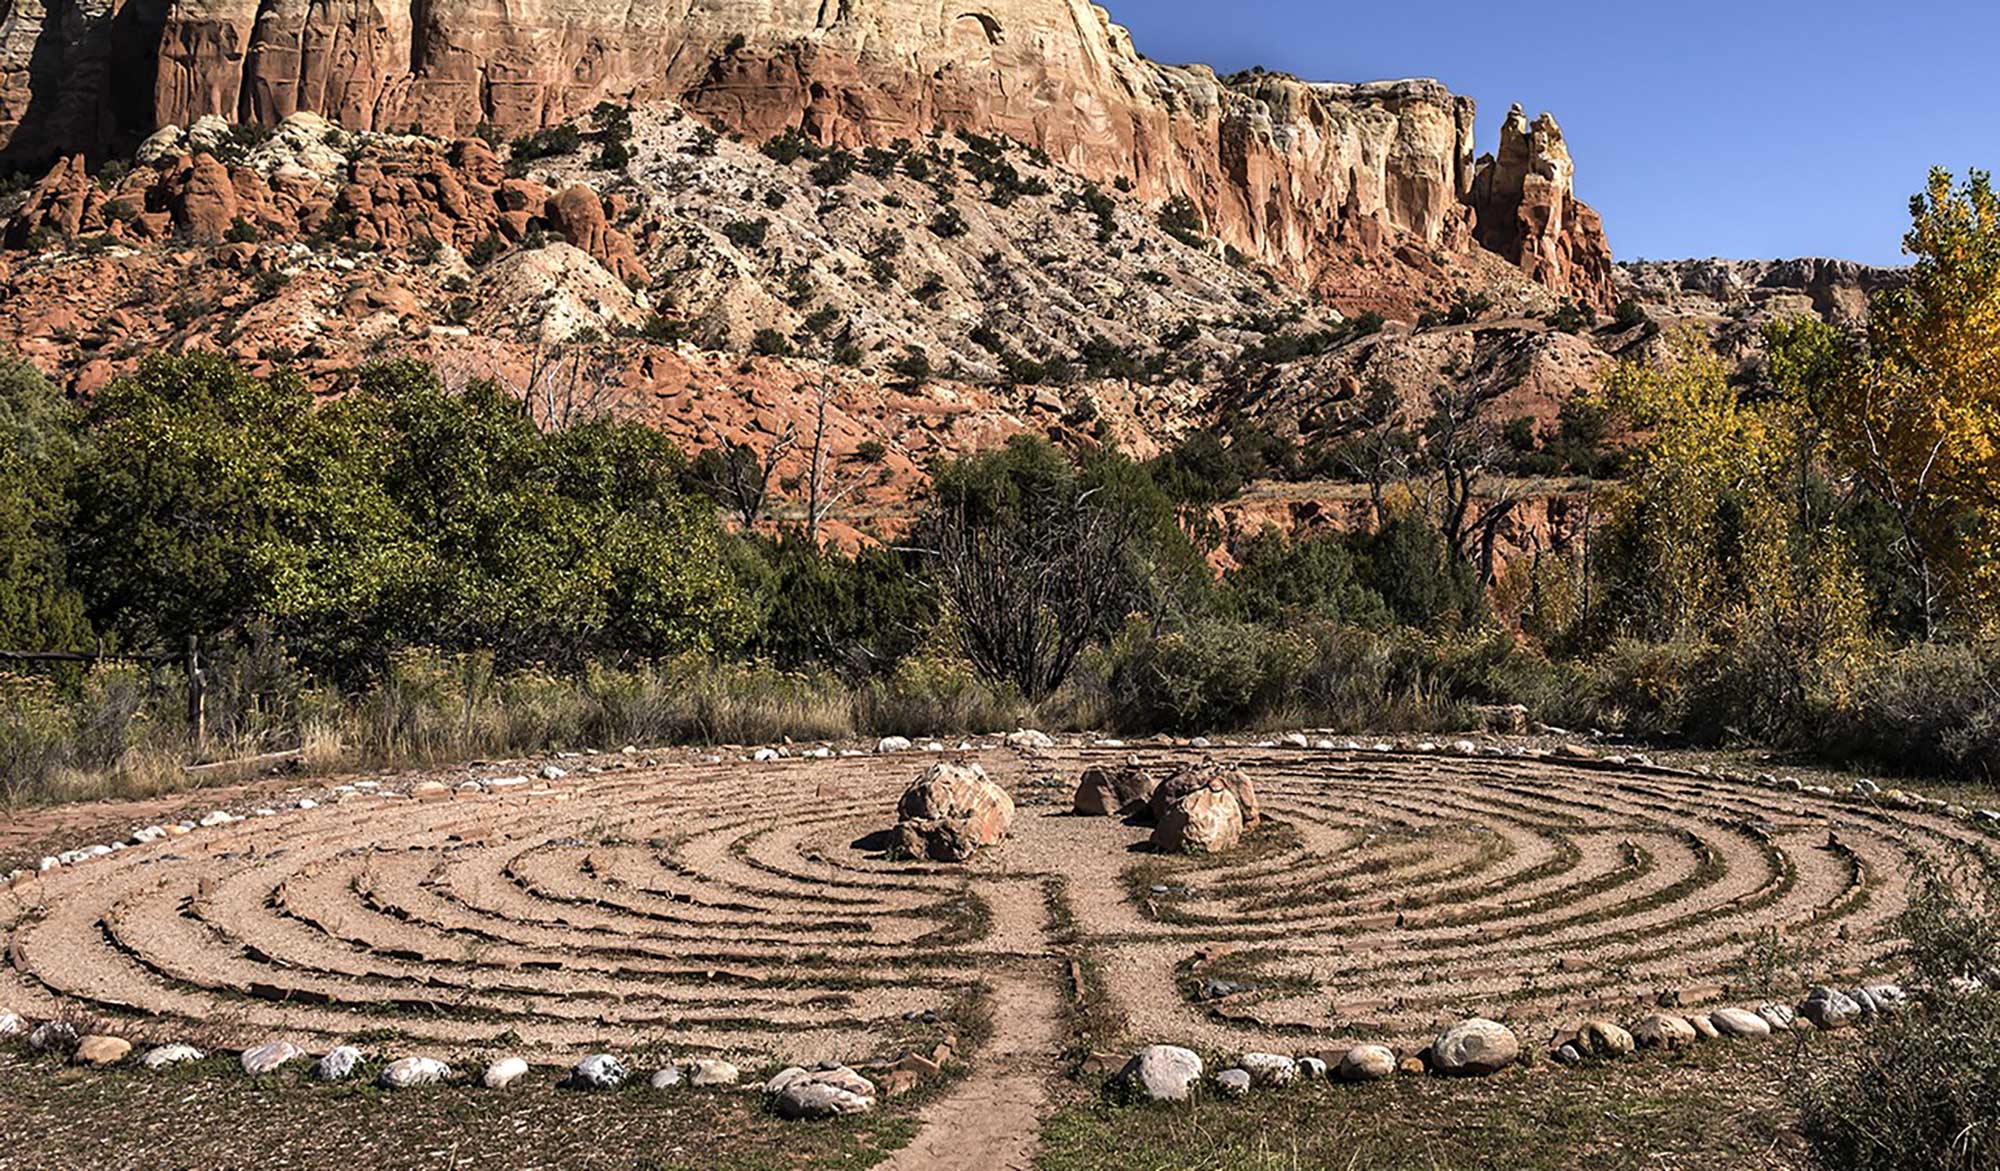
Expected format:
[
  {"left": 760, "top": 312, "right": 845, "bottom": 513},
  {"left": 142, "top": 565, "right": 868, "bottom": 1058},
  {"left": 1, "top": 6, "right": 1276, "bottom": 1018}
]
[{"left": 3, "top": 742, "right": 1996, "bottom": 1072}]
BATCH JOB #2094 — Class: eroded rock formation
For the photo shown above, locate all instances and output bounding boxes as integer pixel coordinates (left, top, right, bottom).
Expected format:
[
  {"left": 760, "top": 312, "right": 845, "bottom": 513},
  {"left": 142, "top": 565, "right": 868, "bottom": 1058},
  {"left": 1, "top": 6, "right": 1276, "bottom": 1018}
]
[
  {"left": 1469, "top": 105, "right": 1615, "bottom": 308},
  {"left": 0, "top": 0, "right": 1615, "bottom": 304},
  {"left": 4, "top": 114, "right": 647, "bottom": 282}
]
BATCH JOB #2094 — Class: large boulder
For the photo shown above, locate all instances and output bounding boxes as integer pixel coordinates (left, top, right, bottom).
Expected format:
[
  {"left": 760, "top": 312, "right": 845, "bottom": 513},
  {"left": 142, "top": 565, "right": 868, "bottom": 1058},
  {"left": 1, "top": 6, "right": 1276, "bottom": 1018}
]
[
  {"left": 1427, "top": 1018, "right": 1519, "bottom": 1076},
  {"left": 1630, "top": 1014, "right": 1697, "bottom": 1051},
  {"left": 1708, "top": 1008, "right": 1772, "bottom": 1040},
  {"left": 893, "top": 763, "right": 1014, "bottom": 862},
  {"left": 1115, "top": 1045, "right": 1203, "bottom": 1102},
  {"left": 1335, "top": 1044, "right": 1397, "bottom": 1082},
  {"left": 1573, "top": 1019, "right": 1634, "bottom": 1059},
  {"left": 1072, "top": 764, "right": 1156, "bottom": 816},
  {"left": 1148, "top": 762, "right": 1260, "bottom": 826},
  {"left": 1150, "top": 781, "right": 1244, "bottom": 854}
]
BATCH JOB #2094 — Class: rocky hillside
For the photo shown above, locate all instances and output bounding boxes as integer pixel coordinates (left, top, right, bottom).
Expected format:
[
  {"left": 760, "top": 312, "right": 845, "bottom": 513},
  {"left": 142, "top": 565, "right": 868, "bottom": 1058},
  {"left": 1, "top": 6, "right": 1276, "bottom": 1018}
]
[
  {"left": 0, "top": 0, "right": 1612, "bottom": 311},
  {"left": 0, "top": 0, "right": 1905, "bottom": 563},
  {"left": 0, "top": 93, "right": 1901, "bottom": 553}
]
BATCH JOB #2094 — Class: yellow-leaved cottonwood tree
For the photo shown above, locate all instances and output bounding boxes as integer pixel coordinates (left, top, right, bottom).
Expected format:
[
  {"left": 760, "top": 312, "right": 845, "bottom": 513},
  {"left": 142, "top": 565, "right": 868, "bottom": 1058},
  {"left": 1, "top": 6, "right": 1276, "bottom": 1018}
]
[{"left": 1773, "top": 168, "right": 2000, "bottom": 636}]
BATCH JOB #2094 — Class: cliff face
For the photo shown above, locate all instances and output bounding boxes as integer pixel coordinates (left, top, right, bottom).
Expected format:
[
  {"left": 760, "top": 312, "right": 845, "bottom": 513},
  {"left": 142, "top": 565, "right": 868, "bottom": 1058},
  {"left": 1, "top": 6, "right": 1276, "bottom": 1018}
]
[{"left": 0, "top": 0, "right": 1615, "bottom": 307}]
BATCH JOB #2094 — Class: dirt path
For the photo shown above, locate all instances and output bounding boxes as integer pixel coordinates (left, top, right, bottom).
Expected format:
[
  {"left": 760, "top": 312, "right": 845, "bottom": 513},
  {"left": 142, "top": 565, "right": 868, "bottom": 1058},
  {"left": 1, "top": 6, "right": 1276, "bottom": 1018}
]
[{"left": 882, "top": 877, "right": 1063, "bottom": 1171}]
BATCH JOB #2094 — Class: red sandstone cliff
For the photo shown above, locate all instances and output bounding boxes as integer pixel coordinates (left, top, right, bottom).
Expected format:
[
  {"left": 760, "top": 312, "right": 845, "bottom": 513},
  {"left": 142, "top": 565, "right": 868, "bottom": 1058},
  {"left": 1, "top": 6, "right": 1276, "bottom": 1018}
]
[{"left": 0, "top": 0, "right": 1615, "bottom": 306}]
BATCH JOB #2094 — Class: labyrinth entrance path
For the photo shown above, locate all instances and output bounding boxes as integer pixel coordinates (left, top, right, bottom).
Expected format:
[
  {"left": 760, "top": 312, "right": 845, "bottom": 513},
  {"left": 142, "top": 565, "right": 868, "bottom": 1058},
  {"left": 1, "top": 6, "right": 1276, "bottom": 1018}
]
[{"left": 4, "top": 740, "right": 1990, "bottom": 1166}]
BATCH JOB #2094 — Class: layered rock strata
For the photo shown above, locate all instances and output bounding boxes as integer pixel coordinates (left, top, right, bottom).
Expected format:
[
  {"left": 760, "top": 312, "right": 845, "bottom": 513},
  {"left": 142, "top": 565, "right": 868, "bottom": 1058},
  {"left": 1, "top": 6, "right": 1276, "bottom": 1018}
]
[{"left": 0, "top": 0, "right": 1613, "bottom": 303}]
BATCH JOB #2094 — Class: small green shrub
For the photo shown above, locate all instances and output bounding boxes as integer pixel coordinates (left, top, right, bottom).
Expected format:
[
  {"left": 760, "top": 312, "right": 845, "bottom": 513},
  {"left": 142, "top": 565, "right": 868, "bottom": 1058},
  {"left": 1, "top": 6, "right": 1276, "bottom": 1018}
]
[
  {"left": 511, "top": 124, "right": 582, "bottom": 161},
  {"left": 928, "top": 206, "right": 967, "bottom": 238},
  {"left": 722, "top": 217, "right": 770, "bottom": 250},
  {"left": 1158, "top": 195, "right": 1205, "bottom": 247}
]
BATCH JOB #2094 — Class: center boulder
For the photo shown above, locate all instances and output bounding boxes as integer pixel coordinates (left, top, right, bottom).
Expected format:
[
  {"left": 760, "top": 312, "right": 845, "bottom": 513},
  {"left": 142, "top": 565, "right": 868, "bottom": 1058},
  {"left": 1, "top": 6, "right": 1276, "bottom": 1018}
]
[
  {"left": 1072, "top": 763, "right": 1158, "bottom": 817},
  {"left": 1150, "top": 779, "right": 1245, "bottom": 854},
  {"left": 892, "top": 762, "right": 1015, "bottom": 862},
  {"left": 1148, "top": 762, "right": 1260, "bottom": 827},
  {"left": 1144, "top": 762, "right": 1259, "bottom": 854}
]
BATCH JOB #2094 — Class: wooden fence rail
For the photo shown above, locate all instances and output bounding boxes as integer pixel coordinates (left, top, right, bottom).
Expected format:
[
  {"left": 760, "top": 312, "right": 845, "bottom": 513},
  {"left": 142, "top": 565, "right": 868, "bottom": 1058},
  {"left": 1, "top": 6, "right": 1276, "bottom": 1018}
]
[{"left": 0, "top": 637, "right": 207, "bottom": 747}]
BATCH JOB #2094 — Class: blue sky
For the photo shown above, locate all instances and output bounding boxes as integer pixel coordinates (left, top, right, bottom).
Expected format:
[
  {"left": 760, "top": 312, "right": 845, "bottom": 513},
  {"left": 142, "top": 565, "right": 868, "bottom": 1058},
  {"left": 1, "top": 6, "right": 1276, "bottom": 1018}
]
[{"left": 1112, "top": 1, "right": 1999, "bottom": 265}]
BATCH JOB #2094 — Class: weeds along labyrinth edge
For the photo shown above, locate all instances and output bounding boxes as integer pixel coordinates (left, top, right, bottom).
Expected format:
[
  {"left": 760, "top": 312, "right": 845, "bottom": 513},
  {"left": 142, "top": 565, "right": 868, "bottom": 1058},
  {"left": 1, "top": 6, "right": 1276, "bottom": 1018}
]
[{"left": 1, "top": 743, "right": 1992, "bottom": 1063}]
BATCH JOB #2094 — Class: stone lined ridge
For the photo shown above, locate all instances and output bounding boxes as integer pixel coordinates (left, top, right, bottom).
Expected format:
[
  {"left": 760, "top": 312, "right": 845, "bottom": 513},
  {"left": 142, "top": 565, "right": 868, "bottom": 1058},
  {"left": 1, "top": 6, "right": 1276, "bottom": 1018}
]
[{"left": 4, "top": 737, "right": 1993, "bottom": 1070}]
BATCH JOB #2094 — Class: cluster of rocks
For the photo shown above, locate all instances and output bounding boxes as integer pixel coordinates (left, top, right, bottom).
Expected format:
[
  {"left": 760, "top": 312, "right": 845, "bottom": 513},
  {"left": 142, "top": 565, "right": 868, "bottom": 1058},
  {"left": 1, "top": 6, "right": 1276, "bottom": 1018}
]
[
  {"left": 1072, "top": 760, "right": 1261, "bottom": 854},
  {"left": 2, "top": 1007, "right": 960, "bottom": 1126},
  {"left": 890, "top": 761, "right": 1016, "bottom": 862},
  {"left": 1548, "top": 983, "right": 1915, "bottom": 1066},
  {"left": 6, "top": 112, "right": 648, "bottom": 283},
  {"left": 2, "top": 1021, "right": 767, "bottom": 1096},
  {"left": 1114, "top": 1020, "right": 1521, "bottom": 1103},
  {"left": 1117, "top": 978, "right": 1956, "bottom": 1106}
]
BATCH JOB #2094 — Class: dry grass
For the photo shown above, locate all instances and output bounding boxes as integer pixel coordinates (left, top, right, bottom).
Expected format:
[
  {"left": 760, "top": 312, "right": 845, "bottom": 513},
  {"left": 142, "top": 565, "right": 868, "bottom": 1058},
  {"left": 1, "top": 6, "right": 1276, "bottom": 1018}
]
[{"left": 0, "top": 1048, "right": 922, "bottom": 1171}]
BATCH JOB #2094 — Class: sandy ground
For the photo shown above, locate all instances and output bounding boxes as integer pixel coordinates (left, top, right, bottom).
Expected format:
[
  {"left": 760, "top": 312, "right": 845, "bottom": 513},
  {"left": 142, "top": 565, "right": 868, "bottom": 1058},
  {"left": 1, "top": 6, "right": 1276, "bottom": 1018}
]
[{"left": 3, "top": 737, "right": 1994, "bottom": 1167}]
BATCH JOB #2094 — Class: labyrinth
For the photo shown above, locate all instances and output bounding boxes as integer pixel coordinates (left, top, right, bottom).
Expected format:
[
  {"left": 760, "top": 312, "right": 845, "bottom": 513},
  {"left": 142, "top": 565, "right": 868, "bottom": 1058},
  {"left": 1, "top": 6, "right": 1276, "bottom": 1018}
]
[{"left": 4, "top": 741, "right": 1995, "bottom": 1069}]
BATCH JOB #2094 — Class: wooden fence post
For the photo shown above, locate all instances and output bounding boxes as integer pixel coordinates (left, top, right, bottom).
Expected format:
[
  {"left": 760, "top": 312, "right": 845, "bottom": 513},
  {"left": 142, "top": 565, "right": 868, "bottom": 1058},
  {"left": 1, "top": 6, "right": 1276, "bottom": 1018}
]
[{"left": 186, "top": 635, "right": 206, "bottom": 750}]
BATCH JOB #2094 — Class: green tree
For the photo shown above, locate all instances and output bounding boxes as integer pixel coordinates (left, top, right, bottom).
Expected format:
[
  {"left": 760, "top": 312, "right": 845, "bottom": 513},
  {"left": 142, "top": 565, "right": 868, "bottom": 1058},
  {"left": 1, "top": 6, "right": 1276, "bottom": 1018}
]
[
  {"left": 1224, "top": 527, "right": 1388, "bottom": 628},
  {"left": 745, "top": 537, "right": 937, "bottom": 675},
  {"left": 0, "top": 356, "right": 87, "bottom": 650},
  {"left": 922, "top": 436, "right": 1201, "bottom": 698},
  {"left": 68, "top": 353, "right": 359, "bottom": 649},
  {"left": 331, "top": 361, "right": 748, "bottom": 665},
  {"left": 1359, "top": 510, "right": 1483, "bottom": 631}
]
